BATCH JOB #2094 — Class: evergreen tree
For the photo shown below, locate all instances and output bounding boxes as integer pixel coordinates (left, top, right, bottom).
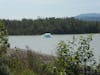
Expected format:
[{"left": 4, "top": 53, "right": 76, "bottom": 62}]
[
  {"left": 0, "top": 20, "right": 10, "bottom": 75},
  {"left": 0, "top": 20, "right": 8, "bottom": 57}
]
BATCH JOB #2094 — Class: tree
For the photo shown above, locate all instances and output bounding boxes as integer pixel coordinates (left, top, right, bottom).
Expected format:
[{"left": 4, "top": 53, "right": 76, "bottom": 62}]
[
  {"left": 0, "top": 20, "right": 10, "bottom": 75},
  {"left": 0, "top": 20, "right": 8, "bottom": 57},
  {"left": 76, "top": 35, "right": 96, "bottom": 75},
  {"left": 52, "top": 35, "right": 95, "bottom": 75},
  {"left": 2, "top": 18, "right": 100, "bottom": 35},
  {"left": 53, "top": 40, "right": 76, "bottom": 75}
]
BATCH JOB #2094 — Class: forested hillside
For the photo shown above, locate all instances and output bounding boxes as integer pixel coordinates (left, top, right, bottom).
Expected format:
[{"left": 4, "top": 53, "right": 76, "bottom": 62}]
[{"left": 2, "top": 17, "right": 100, "bottom": 35}]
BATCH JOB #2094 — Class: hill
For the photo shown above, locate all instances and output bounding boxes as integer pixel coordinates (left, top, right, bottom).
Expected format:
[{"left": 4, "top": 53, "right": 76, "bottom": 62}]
[{"left": 75, "top": 13, "right": 100, "bottom": 21}]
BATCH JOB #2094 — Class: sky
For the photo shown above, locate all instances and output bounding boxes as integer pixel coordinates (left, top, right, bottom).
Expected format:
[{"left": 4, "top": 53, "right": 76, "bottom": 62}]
[{"left": 0, "top": 0, "right": 100, "bottom": 19}]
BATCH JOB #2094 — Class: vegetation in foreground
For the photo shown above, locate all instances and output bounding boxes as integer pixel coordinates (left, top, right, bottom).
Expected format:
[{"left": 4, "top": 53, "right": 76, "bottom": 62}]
[{"left": 0, "top": 20, "right": 100, "bottom": 75}]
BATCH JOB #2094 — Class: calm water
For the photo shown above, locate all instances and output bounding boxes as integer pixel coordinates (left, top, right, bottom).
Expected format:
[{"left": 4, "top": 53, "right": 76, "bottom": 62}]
[{"left": 8, "top": 34, "right": 100, "bottom": 60}]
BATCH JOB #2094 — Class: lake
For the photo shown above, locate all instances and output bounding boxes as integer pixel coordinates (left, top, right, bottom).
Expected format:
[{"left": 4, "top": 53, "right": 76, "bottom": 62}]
[{"left": 8, "top": 34, "right": 100, "bottom": 61}]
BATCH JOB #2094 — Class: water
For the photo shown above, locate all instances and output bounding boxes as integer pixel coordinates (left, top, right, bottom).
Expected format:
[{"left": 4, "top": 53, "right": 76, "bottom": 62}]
[{"left": 8, "top": 34, "right": 100, "bottom": 61}]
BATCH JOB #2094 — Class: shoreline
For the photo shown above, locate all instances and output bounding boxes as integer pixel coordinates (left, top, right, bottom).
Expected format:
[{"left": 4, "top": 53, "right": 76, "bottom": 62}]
[{"left": 8, "top": 33, "right": 100, "bottom": 36}]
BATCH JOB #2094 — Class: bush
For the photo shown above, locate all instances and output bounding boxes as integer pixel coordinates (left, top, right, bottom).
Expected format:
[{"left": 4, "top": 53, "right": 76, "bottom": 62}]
[{"left": 0, "top": 64, "right": 11, "bottom": 75}]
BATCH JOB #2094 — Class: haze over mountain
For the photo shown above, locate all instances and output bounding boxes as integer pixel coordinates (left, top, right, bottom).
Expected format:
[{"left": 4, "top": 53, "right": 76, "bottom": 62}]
[{"left": 75, "top": 13, "right": 100, "bottom": 21}]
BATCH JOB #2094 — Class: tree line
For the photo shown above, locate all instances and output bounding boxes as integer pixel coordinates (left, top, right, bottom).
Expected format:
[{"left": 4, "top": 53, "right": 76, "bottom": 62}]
[{"left": 1, "top": 17, "right": 100, "bottom": 35}]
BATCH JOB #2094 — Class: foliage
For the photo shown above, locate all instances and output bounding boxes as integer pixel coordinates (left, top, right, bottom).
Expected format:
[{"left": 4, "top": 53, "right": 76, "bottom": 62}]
[
  {"left": 44, "top": 35, "right": 98, "bottom": 75},
  {"left": 0, "top": 20, "right": 11, "bottom": 75},
  {"left": 2, "top": 17, "right": 100, "bottom": 35},
  {"left": 12, "top": 68, "right": 36, "bottom": 75},
  {"left": 26, "top": 50, "right": 53, "bottom": 75},
  {"left": 0, "top": 20, "right": 8, "bottom": 57},
  {"left": 0, "top": 64, "right": 11, "bottom": 75}
]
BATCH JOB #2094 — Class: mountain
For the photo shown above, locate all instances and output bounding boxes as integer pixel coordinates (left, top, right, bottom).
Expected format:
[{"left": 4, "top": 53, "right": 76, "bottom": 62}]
[{"left": 75, "top": 13, "right": 100, "bottom": 21}]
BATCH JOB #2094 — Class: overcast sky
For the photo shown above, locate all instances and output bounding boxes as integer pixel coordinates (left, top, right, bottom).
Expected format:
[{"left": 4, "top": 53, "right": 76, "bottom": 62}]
[{"left": 0, "top": 0, "right": 100, "bottom": 19}]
